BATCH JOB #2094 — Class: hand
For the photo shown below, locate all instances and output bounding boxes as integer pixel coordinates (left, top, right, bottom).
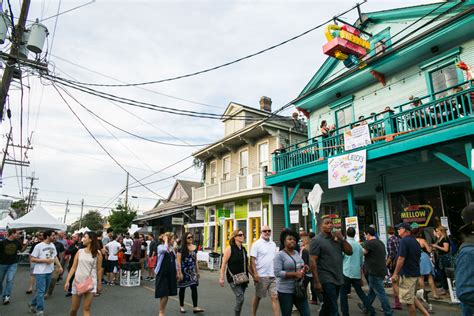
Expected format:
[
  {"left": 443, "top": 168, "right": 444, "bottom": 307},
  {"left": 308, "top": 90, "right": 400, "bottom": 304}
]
[
  {"left": 295, "top": 271, "right": 304, "bottom": 279},
  {"left": 45, "top": 258, "right": 54, "bottom": 264},
  {"left": 219, "top": 277, "right": 225, "bottom": 287},
  {"left": 178, "top": 273, "right": 183, "bottom": 281},
  {"left": 334, "top": 230, "right": 344, "bottom": 241},
  {"left": 313, "top": 280, "right": 322, "bottom": 292},
  {"left": 59, "top": 267, "right": 63, "bottom": 274},
  {"left": 391, "top": 273, "right": 399, "bottom": 283},
  {"left": 97, "top": 283, "right": 102, "bottom": 293},
  {"left": 63, "top": 281, "right": 69, "bottom": 292},
  {"left": 253, "top": 275, "right": 260, "bottom": 283}
]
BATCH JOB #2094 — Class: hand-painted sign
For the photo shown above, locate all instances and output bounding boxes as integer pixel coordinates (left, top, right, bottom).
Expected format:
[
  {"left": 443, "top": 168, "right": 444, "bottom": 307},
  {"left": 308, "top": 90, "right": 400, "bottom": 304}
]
[
  {"left": 345, "top": 216, "right": 359, "bottom": 241},
  {"left": 344, "top": 124, "right": 372, "bottom": 151},
  {"left": 322, "top": 214, "right": 342, "bottom": 229},
  {"left": 400, "top": 205, "right": 433, "bottom": 227},
  {"left": 328, "top": 150, "right": 367, "bottom": 188}
]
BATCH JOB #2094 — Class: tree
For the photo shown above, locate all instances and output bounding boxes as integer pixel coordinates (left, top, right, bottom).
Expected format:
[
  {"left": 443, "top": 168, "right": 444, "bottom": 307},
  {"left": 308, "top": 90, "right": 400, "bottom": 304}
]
[
  {"left": 107, "top": 204, "right": 136, "bottom": 234},
  {"left": 70, "top": 210, "right": 104, "bottom": 232},
  {"left": 10, "top": 199, "right": 27, "bottom": 218}
]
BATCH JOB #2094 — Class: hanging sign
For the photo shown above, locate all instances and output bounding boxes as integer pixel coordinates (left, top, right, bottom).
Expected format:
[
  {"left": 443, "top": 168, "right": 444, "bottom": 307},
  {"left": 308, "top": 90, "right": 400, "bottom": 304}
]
[
  {"left": 345, "top": 216, "right": 360, "bottom": 241},
  {"left": 171, "top": 217, "right": 184, "bottom": 225},
  {"left": 290, "top": 210, "right": 299, "bottom": 224},
  {"left": 400, "top": 205, "right": 433, "bottom": 227},
  {"left": 440, "top": 216, "right": 451, "bottom": 236},
  {"left": 323, "top": 24, "right": 370, "bottom": 68},
  {"left": 344, "top": 125, "right": 372, "bottom": 151},
  {"left": 302, "top": 203, "right": 309, "bottom": 216},
  {"left": 328, "top": 150, "right": 366, "bottom": 188}
]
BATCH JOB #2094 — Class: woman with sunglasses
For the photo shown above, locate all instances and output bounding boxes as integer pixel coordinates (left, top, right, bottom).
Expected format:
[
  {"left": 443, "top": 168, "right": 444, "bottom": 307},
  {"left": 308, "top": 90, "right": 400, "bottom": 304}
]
[
  {"left": 155, "top": 233, "right": 178, "bottom": 316},
  {"left": 274, "top": 229, "right": 310, "bottom": 316},
  {"left": 220, "top": 229, "right": 251, "bottom": 316},
  {"left": 177, "top": 232, "right": 205, "bottom": 313}
]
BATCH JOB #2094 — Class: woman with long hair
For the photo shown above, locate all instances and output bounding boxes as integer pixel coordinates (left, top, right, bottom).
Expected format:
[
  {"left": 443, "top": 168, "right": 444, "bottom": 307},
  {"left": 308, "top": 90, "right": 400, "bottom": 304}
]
[
  {"left": 219, "top": 229, "right": 250, "bottom": 316},
  {"left": 274, "top": 229, "right": 310, "bottom": 316},
  {"left": 415, "top": 229, "right": 440, "bottom": 300},
  {"left": 64, "top": 231, "right": 103, "bottom": 316},
  {"left": 432, "top": 226, "right": 451, "bottom": 295},
  {"left": 155, "top": 232, "right": 178, "bottom": 316},
  {"left": 177, "top": 232, "right": 205, "bottom": 313}
]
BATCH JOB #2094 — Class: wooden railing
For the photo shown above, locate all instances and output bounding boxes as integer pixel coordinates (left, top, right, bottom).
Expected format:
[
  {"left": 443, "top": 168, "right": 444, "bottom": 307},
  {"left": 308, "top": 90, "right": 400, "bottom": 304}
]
[{"left": 272, "top": 81, "right": 474, "bottom": 173}]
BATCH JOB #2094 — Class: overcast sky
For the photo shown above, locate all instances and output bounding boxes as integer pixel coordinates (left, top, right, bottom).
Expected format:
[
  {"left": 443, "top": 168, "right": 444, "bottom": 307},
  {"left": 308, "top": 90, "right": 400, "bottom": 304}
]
[{"left": 0, "top": 0, "right": 436, "bottom": 224}]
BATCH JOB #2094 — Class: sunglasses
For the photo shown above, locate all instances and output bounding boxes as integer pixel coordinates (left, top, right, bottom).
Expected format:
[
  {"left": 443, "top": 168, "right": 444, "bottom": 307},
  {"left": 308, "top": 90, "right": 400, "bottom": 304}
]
[
  {"left": 262, "top": 230, "right": 271, "bottom": 233},
  {"left": 187, "top": 236, "right": 193, "bottom": 240},
  {"left": 236, "top": 233, "right": 244, "bottom": 237}
]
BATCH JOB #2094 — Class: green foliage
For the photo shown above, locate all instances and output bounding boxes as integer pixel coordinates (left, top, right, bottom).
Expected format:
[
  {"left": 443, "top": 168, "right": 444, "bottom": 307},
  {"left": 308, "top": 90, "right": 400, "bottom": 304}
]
[
  {"left": 107, "top": 204, "right": 136, "bottom": 234},
  {"left": 70, "top": 210, "right": 104, "bottom": 232},
  {"left": 10, "top": 199, "right": 28, "bottom": 217}
]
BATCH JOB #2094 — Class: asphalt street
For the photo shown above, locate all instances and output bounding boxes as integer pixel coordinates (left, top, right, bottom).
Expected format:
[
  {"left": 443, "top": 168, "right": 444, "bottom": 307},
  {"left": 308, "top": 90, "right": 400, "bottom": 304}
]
[{"left": 0, "top": 266, "right": 462, "bottom": 316}]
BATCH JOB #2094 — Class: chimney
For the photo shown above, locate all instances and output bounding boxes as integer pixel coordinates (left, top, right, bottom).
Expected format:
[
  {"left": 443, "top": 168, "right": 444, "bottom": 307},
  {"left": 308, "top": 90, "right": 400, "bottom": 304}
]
[{"left": 259, "top": 96, "right": 272, "bottom": 112}]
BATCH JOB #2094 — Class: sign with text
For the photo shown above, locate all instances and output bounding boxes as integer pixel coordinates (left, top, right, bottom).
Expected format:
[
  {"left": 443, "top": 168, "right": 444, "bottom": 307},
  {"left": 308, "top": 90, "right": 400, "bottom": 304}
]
[
  {"left": 171, "top": 217, "right": 184, "bottom": 225},
  {"left": 344, "top": 124, "right": 372, "bottom": 151},
  {"left": 400, "top": 205, "right": 433, "bottom": 227},
  {"left": 322, "top": 214, "right": 342, "bottom": 229},
  {"left": 328, "top": 150, "right": 367, "bottom": 188},
  {"left": 345, "top": 216, "right": 360, "bottom": 242},
  {"left": 290, "top": 210, "right": 299, "bottom": 224},
  {"left": 302, "top": 203, "right": 309, "bottom": 216}
]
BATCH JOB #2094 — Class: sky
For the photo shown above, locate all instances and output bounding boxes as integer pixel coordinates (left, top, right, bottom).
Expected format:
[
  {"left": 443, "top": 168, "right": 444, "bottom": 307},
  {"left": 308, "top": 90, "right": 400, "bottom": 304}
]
[{"left": 0, "top": 0, "right": 437, "bottom": 224}]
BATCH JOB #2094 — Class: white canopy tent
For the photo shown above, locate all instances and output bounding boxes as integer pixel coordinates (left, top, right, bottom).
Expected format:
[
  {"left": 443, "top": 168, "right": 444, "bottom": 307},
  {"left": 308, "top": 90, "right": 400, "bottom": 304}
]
[
  {"left": 0, "top": 215, "right": 14, "bottom": 230},
  {"left": 73, "top": 227, "right": 92, "bottom": 235},
  {"left": 8, "top": 206, "right": 67, "bottom": 231}
]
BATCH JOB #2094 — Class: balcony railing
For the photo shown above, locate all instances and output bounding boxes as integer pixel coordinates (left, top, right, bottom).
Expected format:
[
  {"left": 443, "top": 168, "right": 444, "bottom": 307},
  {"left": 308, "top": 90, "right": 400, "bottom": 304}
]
[
  {"left": 192, "top": 171, "right": 267, "bottom": 203},
  {"left": 272, "top": 80, "right": 474, "bottom": 173}
]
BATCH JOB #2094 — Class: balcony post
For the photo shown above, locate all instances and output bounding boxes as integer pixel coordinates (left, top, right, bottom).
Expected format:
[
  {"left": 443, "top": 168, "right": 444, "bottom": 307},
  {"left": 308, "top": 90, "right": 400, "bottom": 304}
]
[
  {"left": 272, "top": 153, "right": 277, "bottom": 173},
  {"left": 283, "top": 185, "right": 290, "bottom": 228},
  {"left": 383, "top": 110, "right": 394, "bottom": 136},
  {"left": 347, "top": 186, "right": 355, "bottom": 217},
  {"left": 218, "top": 179, "right": 222, "bottom": 195}
]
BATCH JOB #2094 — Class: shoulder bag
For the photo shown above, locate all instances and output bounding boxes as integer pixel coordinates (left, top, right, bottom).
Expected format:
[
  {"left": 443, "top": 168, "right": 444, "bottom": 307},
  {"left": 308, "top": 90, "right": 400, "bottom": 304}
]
[
  {"left": 227, "top": 247, "right": 249, "bottom": 285},
  {"left": 74, "top": 250, "right": 96, "bottom": 295},
  {"left": 284, "top": 250, "right": 307, "bottom": 299}
]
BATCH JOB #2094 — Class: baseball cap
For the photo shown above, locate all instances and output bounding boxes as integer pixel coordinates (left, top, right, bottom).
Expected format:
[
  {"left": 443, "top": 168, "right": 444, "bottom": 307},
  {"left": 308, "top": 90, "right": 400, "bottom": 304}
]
[
  {"left": 396, "top": 222, "right": 412, "bottom": 231},
  {"left": 460, "top": 203, "right": 474, "bottom": 232}
]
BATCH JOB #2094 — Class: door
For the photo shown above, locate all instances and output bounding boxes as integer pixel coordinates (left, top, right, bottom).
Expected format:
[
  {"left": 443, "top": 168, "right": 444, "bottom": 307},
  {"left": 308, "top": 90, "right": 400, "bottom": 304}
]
[
  {"left": 249, "top": 217, "right": 261, "bottom": 249},
  {"left": 224, "top": 219, "right": 234, "bottom": 247}
]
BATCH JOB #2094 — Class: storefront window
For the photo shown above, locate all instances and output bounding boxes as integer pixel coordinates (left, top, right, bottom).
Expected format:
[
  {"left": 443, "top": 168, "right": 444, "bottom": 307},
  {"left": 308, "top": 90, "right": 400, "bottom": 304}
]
[{"left": 320, "top": 199, "right": 374, "bottom": 233}]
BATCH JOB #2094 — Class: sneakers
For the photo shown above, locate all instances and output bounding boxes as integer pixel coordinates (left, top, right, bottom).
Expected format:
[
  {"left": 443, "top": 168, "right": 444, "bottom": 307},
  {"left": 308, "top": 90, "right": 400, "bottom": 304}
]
[
  {"left": 357, "top": 302, "right": 368, "bottom": 314},
  {"left": 36, "top": 312, "right": 44, "bottom": 316},
  {"left": 2, "top": 296, "right": 10, "bottom": 305},
  {"left": 28, "top": 302, "right": 37, "bottom": 314},
  {"left": 149, "top": 277, "right": 155, "bottom": 282}
]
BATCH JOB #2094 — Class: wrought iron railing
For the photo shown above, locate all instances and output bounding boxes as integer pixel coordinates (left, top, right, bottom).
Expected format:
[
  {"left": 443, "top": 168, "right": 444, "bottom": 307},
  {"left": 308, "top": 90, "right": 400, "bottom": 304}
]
[{"left": 272, "top": 80, "right": 474, "bottom": 173}]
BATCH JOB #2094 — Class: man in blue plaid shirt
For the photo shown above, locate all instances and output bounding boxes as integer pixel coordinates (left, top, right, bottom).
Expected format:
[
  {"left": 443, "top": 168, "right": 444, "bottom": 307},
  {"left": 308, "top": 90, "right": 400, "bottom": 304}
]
[{"left": 386, "top": 226, "right": 401, "bottom": 310}]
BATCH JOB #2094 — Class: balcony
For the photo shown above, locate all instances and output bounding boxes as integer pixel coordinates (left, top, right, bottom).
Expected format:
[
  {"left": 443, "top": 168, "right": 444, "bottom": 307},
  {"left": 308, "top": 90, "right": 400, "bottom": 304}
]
[
  {"left": 271, "top": 81, "right": 474, "bottom": 175},
  {"left": 192, "top": 171, "right": 268, "bottom": 204}
]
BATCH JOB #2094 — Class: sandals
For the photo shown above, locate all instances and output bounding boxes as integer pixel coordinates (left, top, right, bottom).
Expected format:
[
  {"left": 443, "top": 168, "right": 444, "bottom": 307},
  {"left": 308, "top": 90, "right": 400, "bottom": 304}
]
[
  {"left": 180, "top": 307, "right": 186, "bottom": 313},
  {"left": 193, "top": 308, "right": 205, "bottom": 314}
]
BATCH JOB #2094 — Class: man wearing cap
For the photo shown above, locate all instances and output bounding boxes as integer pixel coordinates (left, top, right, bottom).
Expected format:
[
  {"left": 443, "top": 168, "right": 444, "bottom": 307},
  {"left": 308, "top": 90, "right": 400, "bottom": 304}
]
[
  {"left": 0, "top": 229, "right": 28, "bottom": 305},
  {"left": 456, "top": 202, "right": 474, "bottom": 316},
  {"left": 391, "top": 223, "right": 429, "bottom": 316}
]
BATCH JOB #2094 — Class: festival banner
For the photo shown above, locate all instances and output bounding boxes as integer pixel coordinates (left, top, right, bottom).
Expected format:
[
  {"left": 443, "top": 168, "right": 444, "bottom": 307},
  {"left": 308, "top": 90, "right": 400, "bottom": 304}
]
[
  {"left": 328, "top": 150, "right": 367, "bottom": 188},
  {"left": 344, "top": 216, "right": 360, "bottom": 241}
]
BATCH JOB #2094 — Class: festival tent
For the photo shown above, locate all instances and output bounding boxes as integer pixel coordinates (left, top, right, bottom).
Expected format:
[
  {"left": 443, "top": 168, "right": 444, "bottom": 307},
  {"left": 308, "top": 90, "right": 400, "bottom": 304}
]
[
  {"left": 0, "top": 215, "right": 14, "bottom": 230},
  {"left": 8, "top": 205, "right": 67, "bottom": 231}
]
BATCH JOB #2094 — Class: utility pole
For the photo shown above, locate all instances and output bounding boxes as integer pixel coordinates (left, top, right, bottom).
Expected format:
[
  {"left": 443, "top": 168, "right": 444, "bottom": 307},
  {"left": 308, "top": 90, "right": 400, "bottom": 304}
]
[
  {"left": 63, "top": 199, "right": 69, "bottom": 223},
  {"left": 125, "top": 172, "right": 129, "bottom": 209},
  {"left": 25, "top": 171, "right": 38, "bottom": 212},
  {"left": 0, "top": 0, "right": 32, "bottom": 118},
  {"left": 79, "top": 199, "right": 84, "bottom": 229}
]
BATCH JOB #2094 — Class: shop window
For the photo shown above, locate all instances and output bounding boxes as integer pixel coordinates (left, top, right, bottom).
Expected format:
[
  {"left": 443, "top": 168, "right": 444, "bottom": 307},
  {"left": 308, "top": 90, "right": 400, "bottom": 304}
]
[
  {"left": 429, "top": 64, "right": 462, "bottom": 98},
  {"left": 235, "top": 219, "right": 247, "bottom": 243}
]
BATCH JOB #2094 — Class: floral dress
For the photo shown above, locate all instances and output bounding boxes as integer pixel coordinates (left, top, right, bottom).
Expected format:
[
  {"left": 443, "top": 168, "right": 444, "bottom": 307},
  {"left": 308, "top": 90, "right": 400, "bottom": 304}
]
[{"left": 177, "top": 249, "right": 198, "bottom": 288}]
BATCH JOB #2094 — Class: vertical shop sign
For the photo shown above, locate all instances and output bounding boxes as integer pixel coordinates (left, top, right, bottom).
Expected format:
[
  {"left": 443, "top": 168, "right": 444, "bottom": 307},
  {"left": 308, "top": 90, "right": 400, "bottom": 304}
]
[
  {"left": 328, "top": 150, "right": 366, "bottom": 188},
  {"left": 377, "top": 212, "right": 387, "bottom": 244},
  {"left": 345, "top": 216, "right": 360, "bottom": 242},
  {"left": 290, "top": 210, "right": 299, "bottom": 224}
]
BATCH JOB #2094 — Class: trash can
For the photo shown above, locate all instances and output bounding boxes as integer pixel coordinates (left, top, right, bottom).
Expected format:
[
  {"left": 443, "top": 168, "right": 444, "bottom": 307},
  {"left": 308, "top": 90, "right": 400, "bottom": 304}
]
[
  {"left": 208, "top": 252, "right": 221, "bottom": 271},
  {"left": 120, "top": 262, "right": 141, "bottom": 287}
]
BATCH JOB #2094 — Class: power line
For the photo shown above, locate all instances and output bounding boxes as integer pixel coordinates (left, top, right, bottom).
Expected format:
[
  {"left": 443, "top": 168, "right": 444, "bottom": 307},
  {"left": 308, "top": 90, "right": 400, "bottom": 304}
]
[{"left": 41, "top": 1, "right": 366, "bottom": 88}]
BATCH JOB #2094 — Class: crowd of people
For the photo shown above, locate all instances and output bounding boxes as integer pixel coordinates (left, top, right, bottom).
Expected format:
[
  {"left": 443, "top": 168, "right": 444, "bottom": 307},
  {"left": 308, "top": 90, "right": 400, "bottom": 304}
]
[{"left": 1, "top": 203, "right": 474, "bottom": 315}]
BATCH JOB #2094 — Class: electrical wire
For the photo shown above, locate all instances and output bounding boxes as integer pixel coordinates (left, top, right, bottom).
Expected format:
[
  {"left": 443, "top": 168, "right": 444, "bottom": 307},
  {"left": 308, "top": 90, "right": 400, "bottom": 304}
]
[
  {"left": 47, "top": 0, "right": 61, "bottom": 56},
  {"left": 42, "top": 1, "right": 366, "bottom": 88},
  {"left": 40, "top": 0, "right": 95, "bottom": 22}
]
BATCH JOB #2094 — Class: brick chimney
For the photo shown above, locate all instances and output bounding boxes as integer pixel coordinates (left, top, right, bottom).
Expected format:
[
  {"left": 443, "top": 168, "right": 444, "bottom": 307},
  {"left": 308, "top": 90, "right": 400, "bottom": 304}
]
[{"left": 259, "top": 96, "right": 272, "bottom": 112}]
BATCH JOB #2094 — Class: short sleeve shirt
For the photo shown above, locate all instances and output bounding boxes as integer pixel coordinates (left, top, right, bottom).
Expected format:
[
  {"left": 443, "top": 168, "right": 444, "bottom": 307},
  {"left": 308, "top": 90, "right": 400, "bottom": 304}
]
[
  {"left": 398, "top": 235, "right": 420, "bottom": 277},
  {"left": 363, "top": 239, "right": 387, "bottom": 277},
  {"left": 106, "top": 241, "right": 121, "bottom": 261},
  {"left": 0, "top": 239, "right": 22, "bottom": 264},
  {"left": 310, "top": 233, "right": 344, "bottom": 285},
  {"left": 31, "top": 242, "right": 57, "bottom": 274},
  {"left": 250, "top": 238, "right": 277, "bottom": 277}
]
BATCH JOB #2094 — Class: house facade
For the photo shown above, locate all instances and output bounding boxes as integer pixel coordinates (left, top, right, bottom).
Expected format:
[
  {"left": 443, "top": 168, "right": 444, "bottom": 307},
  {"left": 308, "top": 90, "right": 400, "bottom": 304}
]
[
  {"left": 192, "top": 97, "right": 307, "bottom": 251},
  {"left": 266, "top": 2, "right": 474, "bottom": 242}
]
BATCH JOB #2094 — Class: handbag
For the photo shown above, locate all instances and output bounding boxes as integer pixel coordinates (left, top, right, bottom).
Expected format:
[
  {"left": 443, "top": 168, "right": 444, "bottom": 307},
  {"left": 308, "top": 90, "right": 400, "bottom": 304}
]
[
  {"left": 74, "top": 251, "right": 96, "bottom": 295},
  {"left": 227, "top": 247, "right": 249, "bottom": 285},
  {"left": 284, "top": 251, "right": 307, "bottom": 299},
  {"left": 147, "top": 255, "right": 157, "bottom": 268}
]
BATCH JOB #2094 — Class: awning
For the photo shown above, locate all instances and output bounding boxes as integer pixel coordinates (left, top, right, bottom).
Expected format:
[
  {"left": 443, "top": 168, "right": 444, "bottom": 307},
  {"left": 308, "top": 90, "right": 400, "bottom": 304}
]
[{"left": 135, "top": 206, "right": 193, "bottom": 222}]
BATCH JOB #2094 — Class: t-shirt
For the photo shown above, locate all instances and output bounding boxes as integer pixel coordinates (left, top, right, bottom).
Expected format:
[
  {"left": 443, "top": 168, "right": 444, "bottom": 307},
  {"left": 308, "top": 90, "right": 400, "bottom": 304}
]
[
  {"left": 54, "top": 241, "right": 65, "bottom": 258},
  {"left": 123, "top": 238, "right": 133, "bottom": 255},
  {"left": 309, "top": 233, "right": 344, "bottom": 285},
  {"left": 398, "top": 235, "right": 420, "bottom": 277},
  {"left": 0, "top": 239, "right": 22, "bottom": 264},
  {"left": 273, "top": 250, "right": 305, "bottom": 293},
  {"left": 250, "top": 238, "right": 277, "bottom": 277},
  {"left": 106, "top": 240, "right": 121, "bottom": 261},
  {"left": 363, "top": 239, "right": 387, "bottom": 277},
  {"left": 102, "top": 235, "right": 110, "bottom": 246},
  {"left": 31, "top": 242, "right": 57, "bottom": 274}
]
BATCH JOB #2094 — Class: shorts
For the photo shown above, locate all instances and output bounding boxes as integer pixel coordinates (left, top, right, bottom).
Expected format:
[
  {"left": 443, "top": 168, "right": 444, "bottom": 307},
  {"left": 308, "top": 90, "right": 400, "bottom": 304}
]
[
  {"left": 255, "top": 277, "right": 277, "bottom": 298},
  {"left": 399, "top": 276, "right": 418, "bottom": 305},
  {"left": 106, "top": 260, "right": 119, "bottom": 273}
]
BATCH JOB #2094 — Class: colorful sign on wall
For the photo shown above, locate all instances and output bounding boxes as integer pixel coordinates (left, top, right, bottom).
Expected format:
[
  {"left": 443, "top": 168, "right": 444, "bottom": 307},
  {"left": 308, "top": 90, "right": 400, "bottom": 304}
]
[
  {"left": 328, "top": 150, "right": 367, "bottom": 189},
  {"left": 322, "top": 213, "right": 342, "bottom": 229},
  {"left": 345, "top": 216, "right": 360, "bottom": 241},
  {"left": 400, "top": 204, "right": 434, "bottom": 227}
]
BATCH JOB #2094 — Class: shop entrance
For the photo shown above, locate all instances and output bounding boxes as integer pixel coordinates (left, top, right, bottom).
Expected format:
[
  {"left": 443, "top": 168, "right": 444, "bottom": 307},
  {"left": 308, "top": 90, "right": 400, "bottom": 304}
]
[
  {"left": 320, "top": 198, "right": 375, "bottom": 233},
  {"left": 249, "top": 217, "right": 261, "bottom": 249},
  {"left": 224, "top": 219, "right": 234, "bottom": 247}
]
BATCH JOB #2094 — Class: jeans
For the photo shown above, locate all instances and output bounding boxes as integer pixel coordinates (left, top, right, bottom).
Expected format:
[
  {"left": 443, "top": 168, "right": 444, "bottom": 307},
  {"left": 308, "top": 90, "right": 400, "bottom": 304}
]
[
  {"left": 340, "top": 276, "right": 375, "bottom": 316},
  {"left": 461, "top": 302, "right": 474, "bottom": 316},
  {"left": 277, "top": 292, "right": 310, "bottom": 316},
  {"left": 367, "top": 275, "right": 393, "bottom": 316},
  {"left": 229, "top": 283, "right": 246, "bottom": 316},
  {"left": 31, "top": 273, "right": 52, "bottom": 312},
  {"left": 0, "top": 263, "right": 17, "bottom": 298},
  {"left": 320, "top": 283, "right": 341, "bottom": 316}
]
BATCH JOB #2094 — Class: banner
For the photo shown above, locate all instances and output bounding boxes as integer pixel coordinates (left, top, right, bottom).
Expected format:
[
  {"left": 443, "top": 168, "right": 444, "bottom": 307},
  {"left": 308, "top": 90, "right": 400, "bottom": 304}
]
[
  {"left": 344, "top": 124, "right": 372, "bottom": 151},
  {"left": 328, "top": 150, "right": 367, "bottom": 188},
  {"left": 345, "top": 216, "right": 360, "bottom": 241}
]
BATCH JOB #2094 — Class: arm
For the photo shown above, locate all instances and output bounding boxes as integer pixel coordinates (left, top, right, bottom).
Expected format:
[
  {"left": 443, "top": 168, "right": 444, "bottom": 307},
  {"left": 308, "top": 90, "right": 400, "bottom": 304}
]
[
  {"left": 310, "top": 255, "right": 322, "bottom": 291},
  {"left": 219, "top": 246, "right": 231, "bottom": 287},
  {"left": 54, "top": 256, "right": 63, "bottom": 274},
  {"left": 392, "top": 256, "right": 405, "bottom": 282},
  {"left": 97, "top": 252, "right": 103, "bottom": 292},
  {"left": 176, "top": 252, "right": 183, "bottom": 281},
  {"left": 63, "top": 252, "right": 80, "bottom": 291},
  {"left": 31, "top": 256, "right": 54, "bottom": 264},
  {"left": 421, "top": 239, "right": 432, "bottom": 253},
  {"left": 433, "top": 241, "right": 449, "bottom": 253},
  {"left": 250, "top": 257, "right": 259, "bottom": 282},
  {"left": 342, "top": 240, "right": 353, "bottom": 255},
  {"left": 362, "top": 248, "right": 368, "bottom": 255}
]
